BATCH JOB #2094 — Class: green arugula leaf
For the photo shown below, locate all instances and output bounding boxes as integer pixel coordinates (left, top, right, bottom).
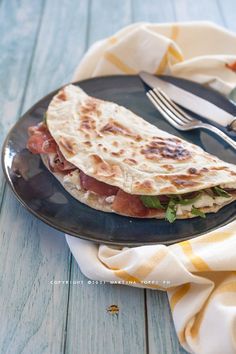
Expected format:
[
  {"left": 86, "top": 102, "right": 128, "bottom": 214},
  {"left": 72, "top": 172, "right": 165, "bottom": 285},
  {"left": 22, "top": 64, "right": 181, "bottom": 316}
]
[
  {"left": 191, "top": 206, "right": 206, "bottom": 218},
  {"left": 213, "top": 186, "right": 231, "bottom": 198},
  {"left": 165, "top": 199, "right": 177, "bottom": 223},
  {"left": 178, "top": 193, "right": 202, "bottom": 206},
  {"left": 140, "top": 196, "right": 165, "bottom": 209}
]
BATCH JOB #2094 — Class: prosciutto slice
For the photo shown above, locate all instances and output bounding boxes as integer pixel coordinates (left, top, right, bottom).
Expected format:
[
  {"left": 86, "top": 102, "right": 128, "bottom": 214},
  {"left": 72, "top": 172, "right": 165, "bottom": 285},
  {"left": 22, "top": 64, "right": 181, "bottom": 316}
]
[
  {"left": 27, "top": 123, "right": 57, "bottom": 154},
  {"left": 27, "top": 123, "right": 75, "bottom": 173},
  {"left": 112, "top": 190, "right": 148, "bottom": 217},
  {"left": 50, "top": 148, "right": 76, "bottom": 172},
  {"left": 80, "top": 171, "right": 119, "bottom": 196}
]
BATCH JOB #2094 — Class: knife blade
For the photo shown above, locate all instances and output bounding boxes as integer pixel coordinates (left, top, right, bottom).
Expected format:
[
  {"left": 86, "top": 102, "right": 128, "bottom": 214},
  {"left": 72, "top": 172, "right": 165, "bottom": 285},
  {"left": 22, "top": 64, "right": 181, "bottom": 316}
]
[{"left": 139, "top": 71, "right": 236, "bottom": 132}]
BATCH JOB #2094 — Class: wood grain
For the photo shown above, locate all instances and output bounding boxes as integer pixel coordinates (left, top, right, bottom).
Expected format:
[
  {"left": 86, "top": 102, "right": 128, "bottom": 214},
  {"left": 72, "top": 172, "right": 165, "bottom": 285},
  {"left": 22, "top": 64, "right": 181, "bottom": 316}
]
[
  {"left": 89, "top": 0, "right": 132, "bottom": 44},
  {"left": 132, "top": 0, "right": 176, "bottom": 22},
  {"left": 22, "top": 0, "right": 90, "bottom": 110},
  {"left": 65, "top": 262, "right": 146, "bottom": 354},
  {"left": 217, "top": 0, "right": 236, "bottom": 31},
  {"left": 145, "top": 291, "right": 188, "bottom": 354},
  {"left": 173, "top": 0, "right": 223, "bottom": 24},
  {"left": 0, "top": 0, "right": 89, "bottom": 353},
  {"left": 0, "top": 0, "right": 44, "bottom": 203},
  {"left": 0, "top": 201, "right": 70, "bottom": 354}
]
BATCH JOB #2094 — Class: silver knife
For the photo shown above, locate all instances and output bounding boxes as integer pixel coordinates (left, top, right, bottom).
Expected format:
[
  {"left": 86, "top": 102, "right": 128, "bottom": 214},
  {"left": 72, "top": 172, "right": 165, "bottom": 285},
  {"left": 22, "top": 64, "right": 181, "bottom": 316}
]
[{"left": 139, "top": 71, "right": 236, "bottom": 132}]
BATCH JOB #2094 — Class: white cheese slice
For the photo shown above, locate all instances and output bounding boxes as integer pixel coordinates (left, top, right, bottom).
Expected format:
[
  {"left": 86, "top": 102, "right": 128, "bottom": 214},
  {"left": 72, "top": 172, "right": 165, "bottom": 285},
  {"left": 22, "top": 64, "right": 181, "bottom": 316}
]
[
  {"left": 47, "top": 152, "right": 57, "bottom": 166},
  {"left": 105, "top": 195, "right": 116, "bottom": 204},
  {"left": 176, "top": 192, "right": 233, "bottom": 216},
  {"left": 220, "top": 182, "right": 235, "bottom": 189},
  {"left": 63, "top": 170, "right": 81, "bottom": 190}
]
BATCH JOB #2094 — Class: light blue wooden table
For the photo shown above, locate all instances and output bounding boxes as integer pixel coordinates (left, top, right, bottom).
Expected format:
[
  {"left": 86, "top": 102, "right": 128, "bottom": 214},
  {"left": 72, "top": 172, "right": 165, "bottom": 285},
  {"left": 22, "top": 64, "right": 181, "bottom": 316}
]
[{"left": 1, "top": 1, "right": 236, "bottom": 353}]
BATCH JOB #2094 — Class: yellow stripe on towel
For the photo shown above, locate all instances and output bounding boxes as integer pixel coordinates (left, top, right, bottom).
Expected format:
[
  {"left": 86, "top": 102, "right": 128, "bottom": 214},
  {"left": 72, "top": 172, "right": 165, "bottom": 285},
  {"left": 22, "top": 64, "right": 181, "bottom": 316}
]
[
  {"left": 113, "top": 269, "right": 141, "bottom": 283},
  {"left": 171, "top": 24, "right": 179, "bottom": 41},
  {"left": 216, "top": 280, "right": 236, "bottom": 295},
  {"left": 156, "top": 51, "right": 169, "bottom": 75},
  {"left": 190, "top": 280, "right": 236, "bottom": 339},
  {"left": 169, "top": 45, "right": 184, "bottom": 62},
  {"left": 179, "top": 241, "right": 212, "bottom": 272},
  {"left": 135, "top": 248, "right": 167, "bottom": 278},
  {"left": 169, "top": 283, "right": 191, "bottom": 311},
  {"left": 178, "top": 329, "right": 186, "bottom": 344},
  {"left": 111, "top": 249, "right": 167, "bottom": 288},
  {"left": 104, "top": 52, "right": 136, "bottom": 74},
  {"left": 155, "top": 24, "right": 183, "bottom": 74},
  {"left": 196, "top": 229, "right": 235, "bottom": 243},
  {"left": 108, "top": 36, "right": 118, "bottom": 44}
]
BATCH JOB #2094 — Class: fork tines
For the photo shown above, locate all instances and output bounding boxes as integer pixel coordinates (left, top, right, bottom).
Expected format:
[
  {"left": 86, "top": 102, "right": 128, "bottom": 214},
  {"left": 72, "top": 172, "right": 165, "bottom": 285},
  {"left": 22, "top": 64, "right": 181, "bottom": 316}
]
[{"left": 147, "top": 88, "right": 193, "bottom": 129}]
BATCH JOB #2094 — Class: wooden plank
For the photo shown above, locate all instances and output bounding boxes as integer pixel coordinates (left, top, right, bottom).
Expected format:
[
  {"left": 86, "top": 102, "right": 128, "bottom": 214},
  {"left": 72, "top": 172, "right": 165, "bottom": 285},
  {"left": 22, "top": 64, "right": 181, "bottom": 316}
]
[
  {"left": 22, "top": 0, "right": 90, "bottom": 110},
  {"left": 132, "top": 0, "right": 176, "bottom": 22},
  {"left": 0, "top": 0, "right": 89, "bottom": 353},
  {"left": 0, "top": 4, "right": 46, "bottom": 351},
  {"left": 65, "top": 2, "right": 147, "bottom": 353},
  {"left": 173, "top": 0, "right": 223, "bottom": 24},
  {"left": 0, "top": 199, "right": 70, "bottom": 354},
  {"left": 217, "top": 0, "right": 236, "bottom": 31},
  {"left": 145, "top": 291, "right": 188, "bottom": 354},
  {"left": 88, "top": 0, "right": 132, "bottom": 44},
  {"left": 0, "top": 0, "right": 44, "bottom": 202},
  {"left": 65, "top": 262, "right": 147, "bottom": 354}
]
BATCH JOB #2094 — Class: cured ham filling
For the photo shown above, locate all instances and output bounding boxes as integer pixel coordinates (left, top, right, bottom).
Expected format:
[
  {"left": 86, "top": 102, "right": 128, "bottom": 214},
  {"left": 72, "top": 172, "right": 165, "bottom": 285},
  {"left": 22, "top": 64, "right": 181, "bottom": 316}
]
[{"left": 27, "top": 122, "right": 235, "bottom": 222}]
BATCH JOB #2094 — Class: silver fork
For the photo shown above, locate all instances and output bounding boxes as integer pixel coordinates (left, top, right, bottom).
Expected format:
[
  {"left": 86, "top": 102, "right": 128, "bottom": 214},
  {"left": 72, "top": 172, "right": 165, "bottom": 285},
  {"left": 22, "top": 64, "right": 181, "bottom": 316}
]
[{"left": 147, "top": 88, "right": 236, "bottom": 150}]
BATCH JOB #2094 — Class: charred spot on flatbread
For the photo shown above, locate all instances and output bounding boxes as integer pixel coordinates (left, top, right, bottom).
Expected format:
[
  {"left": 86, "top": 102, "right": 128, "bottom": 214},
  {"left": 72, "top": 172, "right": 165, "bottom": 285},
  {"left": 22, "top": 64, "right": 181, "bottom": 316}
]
[
  {"left": 59, "top": 137, "right": 77, "bottom": 156},
  {"left": 80, "top": 97, "right": 101, "bottom": 116},
  {"left": 123, "top": 158, "right": 137, "bottom": 165},
  {"left": 133, "top": 180, "right": 154, "bottom": 193},
  {"left": 100, "top": 120, "right": 142, "bottom": 141},
  {"left": 161, "top": 164, "right": 174, "bottom": 171},
  {"left": 80, "top": 114, "right": 96, "bottom": 131},
  {"left": 159, "top": 186, "right": 176, "bottom": 193},
  {"left": 90, "top": 154, "right": 123, "bottom": 178},
  {"left": 141, "top": 138, "right": 191, "bottom": 161}
]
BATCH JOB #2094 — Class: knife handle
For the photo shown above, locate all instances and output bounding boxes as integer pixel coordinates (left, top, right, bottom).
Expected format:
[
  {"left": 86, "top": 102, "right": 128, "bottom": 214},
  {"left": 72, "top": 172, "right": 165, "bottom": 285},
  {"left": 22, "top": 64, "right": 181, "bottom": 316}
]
[{"left": 202, "top": 123, "right": 236, "bottom": 150}]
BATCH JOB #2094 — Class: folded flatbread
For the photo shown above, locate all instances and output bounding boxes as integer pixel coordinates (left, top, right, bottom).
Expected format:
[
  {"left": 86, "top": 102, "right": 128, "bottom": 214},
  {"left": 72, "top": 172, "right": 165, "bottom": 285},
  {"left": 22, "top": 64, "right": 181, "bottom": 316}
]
[{"left": 27, "top": 84, "right": 236, "bottom": 222}]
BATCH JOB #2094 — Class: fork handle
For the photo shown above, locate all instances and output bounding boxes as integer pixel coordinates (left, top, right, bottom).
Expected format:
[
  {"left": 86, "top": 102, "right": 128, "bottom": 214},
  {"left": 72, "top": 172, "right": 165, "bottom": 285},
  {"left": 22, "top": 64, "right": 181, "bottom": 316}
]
[{"left": 201, "top": 123, "right": 236, "bottom": 150}]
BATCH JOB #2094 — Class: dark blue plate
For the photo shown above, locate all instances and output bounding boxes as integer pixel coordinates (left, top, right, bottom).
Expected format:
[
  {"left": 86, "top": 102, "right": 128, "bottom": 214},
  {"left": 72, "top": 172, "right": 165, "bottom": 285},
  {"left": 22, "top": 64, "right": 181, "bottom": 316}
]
[{"left": 2, "top": 75, "right": 236, "bottom": 245}]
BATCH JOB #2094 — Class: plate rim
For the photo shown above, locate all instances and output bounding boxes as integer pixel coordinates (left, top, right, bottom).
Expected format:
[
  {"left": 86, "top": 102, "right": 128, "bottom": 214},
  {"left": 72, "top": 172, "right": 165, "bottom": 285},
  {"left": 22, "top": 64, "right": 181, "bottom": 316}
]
[{"left": 2, "top": 74, "right": 236, "bottom": 246}]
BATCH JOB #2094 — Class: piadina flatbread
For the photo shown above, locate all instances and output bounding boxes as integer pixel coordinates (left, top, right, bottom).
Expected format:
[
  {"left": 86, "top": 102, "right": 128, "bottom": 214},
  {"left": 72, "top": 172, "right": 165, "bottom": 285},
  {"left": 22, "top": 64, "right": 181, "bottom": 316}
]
[{"left": 27, "top": 84, "right": 236, "bottom": 222}]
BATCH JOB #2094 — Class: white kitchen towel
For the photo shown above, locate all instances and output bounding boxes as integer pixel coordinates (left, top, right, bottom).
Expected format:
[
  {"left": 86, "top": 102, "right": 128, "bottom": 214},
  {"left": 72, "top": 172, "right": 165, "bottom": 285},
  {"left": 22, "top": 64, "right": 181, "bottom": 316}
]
[{"left": 67, "top": 22, "right": 236, "bottom": 354}]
